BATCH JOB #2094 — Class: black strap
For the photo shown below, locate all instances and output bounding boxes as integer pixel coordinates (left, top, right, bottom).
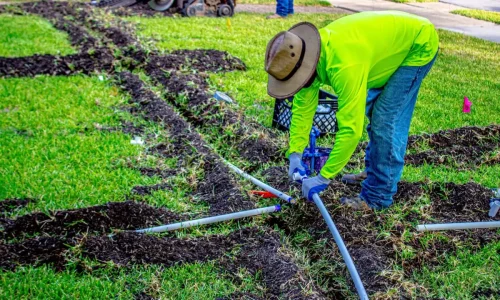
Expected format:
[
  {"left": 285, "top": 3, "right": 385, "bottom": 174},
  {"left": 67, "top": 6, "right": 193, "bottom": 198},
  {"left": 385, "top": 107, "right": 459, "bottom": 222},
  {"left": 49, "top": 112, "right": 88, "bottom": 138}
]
[{"left": 280, "top": 38, "right": 306, "bottom": 82}]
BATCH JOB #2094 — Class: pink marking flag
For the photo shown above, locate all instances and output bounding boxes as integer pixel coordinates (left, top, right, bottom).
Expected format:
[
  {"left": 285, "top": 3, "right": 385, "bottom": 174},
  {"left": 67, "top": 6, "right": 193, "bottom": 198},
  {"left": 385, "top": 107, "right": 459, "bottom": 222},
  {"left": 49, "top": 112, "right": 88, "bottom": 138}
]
[{"left": 463, "top": 96, "right": 472, "bottom": 113}]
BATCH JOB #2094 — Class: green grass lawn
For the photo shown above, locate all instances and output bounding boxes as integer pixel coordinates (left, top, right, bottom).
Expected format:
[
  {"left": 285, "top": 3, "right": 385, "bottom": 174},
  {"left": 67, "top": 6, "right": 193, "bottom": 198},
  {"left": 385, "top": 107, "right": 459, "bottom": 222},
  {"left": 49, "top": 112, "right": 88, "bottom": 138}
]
[
  {"left": 0, "top": 14, "right": 76, "bottom": 57},
  {"left": 0, "top": 75, "right": 157, "bottom": 211},
  {"left": 1, "top": 9, "right": 500, "bottom": 300},
  {"left": 130, "top": 13, "right": 500, "bottom": 298},
  {"left": 2, "top": 262, "right": 260, "bottom": 299},
  {"left": 451, "top": 9, "right": 500, "bottom": 25},
  {"left": 129, "top": 14, "right": 500, "bottom": 135}
]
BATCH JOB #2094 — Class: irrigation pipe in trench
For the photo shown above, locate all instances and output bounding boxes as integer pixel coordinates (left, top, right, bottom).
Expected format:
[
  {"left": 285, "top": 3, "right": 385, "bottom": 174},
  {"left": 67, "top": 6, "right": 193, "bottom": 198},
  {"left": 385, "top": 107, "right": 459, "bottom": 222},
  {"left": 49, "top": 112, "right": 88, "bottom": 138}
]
[
  {"left": 226, "top": 162, "right": 368, "bottom": 299},
  {"left": 136, "top": 205, "right": 281, "bottom": 233},
  {"left": 313, "top": 193, "right": 369, "bottom": 300},
  {"left": 417, "top": 221, "right": 500, "bottom": 232},
  {"left": 225, "top": 161, "right": 296, "bottom": 204}
]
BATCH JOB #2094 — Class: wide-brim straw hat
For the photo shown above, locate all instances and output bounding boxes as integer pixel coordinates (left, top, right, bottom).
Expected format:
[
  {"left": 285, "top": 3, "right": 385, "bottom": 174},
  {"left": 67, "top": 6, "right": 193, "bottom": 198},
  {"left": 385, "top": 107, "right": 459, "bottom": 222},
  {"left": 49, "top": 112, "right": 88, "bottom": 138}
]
[{"left": 265, "top": 22, "right": 320, "bottom": 98}]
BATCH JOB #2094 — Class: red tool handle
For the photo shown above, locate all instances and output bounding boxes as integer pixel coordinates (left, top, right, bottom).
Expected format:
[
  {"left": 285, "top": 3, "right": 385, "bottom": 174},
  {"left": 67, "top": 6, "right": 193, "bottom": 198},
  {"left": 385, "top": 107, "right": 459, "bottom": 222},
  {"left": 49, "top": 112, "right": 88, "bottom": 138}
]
[{"left": 249, "top": 191, "right": 278, "bottom": 198}]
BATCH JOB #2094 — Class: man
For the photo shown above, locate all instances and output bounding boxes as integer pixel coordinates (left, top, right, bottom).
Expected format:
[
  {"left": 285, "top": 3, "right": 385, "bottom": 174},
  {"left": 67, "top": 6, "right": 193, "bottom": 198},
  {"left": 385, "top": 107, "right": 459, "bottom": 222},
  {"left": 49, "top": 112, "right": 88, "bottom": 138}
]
[
  {"left": 264, "top": 11, "right": 438, "bottom": 209},
  {"left": 267, "top": 0, "right": 294, "bottom": 19}
]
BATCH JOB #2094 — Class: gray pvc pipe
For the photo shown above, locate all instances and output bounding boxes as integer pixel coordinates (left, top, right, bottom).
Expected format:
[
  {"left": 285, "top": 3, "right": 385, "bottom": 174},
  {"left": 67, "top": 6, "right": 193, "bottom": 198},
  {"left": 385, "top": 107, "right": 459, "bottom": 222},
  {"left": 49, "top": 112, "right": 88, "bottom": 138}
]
[
  {"left": 312, "top": 194, "right": 368, "bottom": 300},
  {"left": 225, "top": 162, "right": 296, "bottom": 204},
  {"left": 136, "top": 205, "right": 280, "bottom": 233},
  {"left": 417, "top": 221, "right": 500, "bottom": 232}
]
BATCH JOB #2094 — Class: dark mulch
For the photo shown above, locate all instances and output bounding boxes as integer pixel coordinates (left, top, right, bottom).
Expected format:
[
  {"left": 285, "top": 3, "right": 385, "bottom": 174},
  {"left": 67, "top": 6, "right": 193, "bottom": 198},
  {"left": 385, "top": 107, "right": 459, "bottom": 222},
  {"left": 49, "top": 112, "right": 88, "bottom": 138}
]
[
  {"left": 406, "top": 125, "right": 500, "bottom": 167},
  {"left": 0, "top": 236, "right": 71, "bottom": 271},
  {"left": 0, "top": 49, "right": 114, "bottom": 78},
  {"left": 0, "top": 198, "right": 33, "bottom": 215},
  {"left": 116, "top": 72, "right": 254, "bottom": 215},
  {"left": 137, "top": 167, "right": 177, "bottom": 178},
  {"left": 2, "top": 201, "right": 182, "bottom": 239},
  {"left": 146, "top": 50, "right": 246, "bottom": 73},
  {"left": 131, "top": 183, "right": 171, "bottom": 195},
  {"left": 147, "top": 69, "right": 282, "bottom": 166}
]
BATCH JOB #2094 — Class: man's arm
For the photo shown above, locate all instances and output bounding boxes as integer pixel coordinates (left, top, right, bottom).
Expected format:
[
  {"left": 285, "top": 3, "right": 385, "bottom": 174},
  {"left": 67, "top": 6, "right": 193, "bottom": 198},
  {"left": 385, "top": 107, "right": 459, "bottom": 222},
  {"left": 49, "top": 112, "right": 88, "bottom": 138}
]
[
  {"left": 319, "top": 64, "right": 368, "bottom": 179},
  {"left": 286, "top": 79, "right": 320, "bottom": 157}
]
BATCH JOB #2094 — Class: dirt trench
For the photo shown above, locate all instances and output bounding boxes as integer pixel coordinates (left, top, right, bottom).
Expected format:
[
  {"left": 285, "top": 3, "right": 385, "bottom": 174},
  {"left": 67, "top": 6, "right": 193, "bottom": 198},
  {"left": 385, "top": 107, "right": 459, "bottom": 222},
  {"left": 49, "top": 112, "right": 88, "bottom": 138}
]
[
  {"left": 0, "top": 226, "right": 325, "bottom": 299},
  {"left": 405, "top": 125, "right": 500, "bottom": 168},
  {"left": 262, "top": 166, "right": 499, "bottom": 295},
  {"left": 116, "top": 71, "right": 255, "bottom": 215},
  {"left": 146, "top": 58, "right": 284, "bottom": 166}
]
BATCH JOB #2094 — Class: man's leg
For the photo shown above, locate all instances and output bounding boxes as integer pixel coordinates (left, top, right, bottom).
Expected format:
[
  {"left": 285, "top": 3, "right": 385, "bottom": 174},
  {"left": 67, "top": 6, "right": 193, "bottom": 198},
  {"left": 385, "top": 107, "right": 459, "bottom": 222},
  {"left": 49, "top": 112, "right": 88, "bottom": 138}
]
[
  {"left": 272, "top": 0, "right": 288, "bottom": 17},
  {"left": 341, "top": 88, "right": 382, "bottom": 185},
  {"left": 288, "top": 0, "right": 294, "bottom": 15},
  {"left": 360, "top": 55, "right": 437, "bottom": 209}
]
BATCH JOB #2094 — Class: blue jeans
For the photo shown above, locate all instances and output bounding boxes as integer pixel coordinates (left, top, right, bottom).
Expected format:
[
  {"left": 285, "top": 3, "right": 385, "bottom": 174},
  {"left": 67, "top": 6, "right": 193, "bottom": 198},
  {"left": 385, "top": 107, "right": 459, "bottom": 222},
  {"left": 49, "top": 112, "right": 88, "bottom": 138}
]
[
  {"left": 276, "top": 0, "right": 294, "bottom": 17},
  {"left": 360, "top": 53, "right": 437, "bottom": 209}
]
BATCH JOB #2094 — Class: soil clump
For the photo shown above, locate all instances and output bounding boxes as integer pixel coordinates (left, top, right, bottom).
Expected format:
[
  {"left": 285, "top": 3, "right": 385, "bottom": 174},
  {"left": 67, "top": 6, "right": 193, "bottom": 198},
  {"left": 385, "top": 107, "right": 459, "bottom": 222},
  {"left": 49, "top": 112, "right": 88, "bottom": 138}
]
[{"left": 2, "top": 201, "right": 182, "bottom": 239}]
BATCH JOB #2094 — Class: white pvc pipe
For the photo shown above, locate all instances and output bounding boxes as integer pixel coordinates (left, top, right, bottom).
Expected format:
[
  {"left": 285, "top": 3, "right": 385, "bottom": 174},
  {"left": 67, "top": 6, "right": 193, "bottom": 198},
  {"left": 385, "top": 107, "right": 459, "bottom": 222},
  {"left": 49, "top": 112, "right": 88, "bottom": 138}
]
[
  {"left": 312, "top": 194, "right": 369, "bottom": 300},
  {"left": 136, "top": 205, "right": 280, "bottom": 233},
  {"left": 417, "top": 221, "right": 500, "bottom": 232},
  {"left": 225, "top": 162, "right": 296, "bottom": 204}
]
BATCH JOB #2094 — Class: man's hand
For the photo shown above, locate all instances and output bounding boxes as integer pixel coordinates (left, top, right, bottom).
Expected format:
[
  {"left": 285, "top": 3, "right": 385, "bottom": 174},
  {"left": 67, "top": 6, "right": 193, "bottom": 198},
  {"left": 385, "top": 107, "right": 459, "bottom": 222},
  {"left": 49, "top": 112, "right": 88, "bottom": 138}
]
[
  {"left": 288, "top": 153, "right": 307, "bottom": 181},
  {"left": 302, "top": 175, "right": 330, "bottom": 201}
]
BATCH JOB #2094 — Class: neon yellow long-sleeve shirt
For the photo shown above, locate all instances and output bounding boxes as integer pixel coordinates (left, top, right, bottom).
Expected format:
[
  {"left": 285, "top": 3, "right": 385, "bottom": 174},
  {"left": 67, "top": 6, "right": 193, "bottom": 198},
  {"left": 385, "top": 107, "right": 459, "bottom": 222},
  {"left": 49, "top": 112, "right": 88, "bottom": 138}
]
[{"left": 287, "top": 11, "right": 439, "bottom": 179}]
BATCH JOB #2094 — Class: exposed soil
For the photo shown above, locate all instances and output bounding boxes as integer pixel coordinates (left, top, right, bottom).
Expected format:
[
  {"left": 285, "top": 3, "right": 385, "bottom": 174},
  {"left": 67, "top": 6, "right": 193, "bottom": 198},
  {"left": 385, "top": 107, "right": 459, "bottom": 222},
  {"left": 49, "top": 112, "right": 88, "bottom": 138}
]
[
  {"left": 427, "top": 182, "right": 496, "bottom": 223},
  {"left": 14, "top": 1, "right": 100, "bottom": 52},
  {"left": 134, "top": 292, "right": 156, "bottom": 300},
  {"left": 2, "top": 201, "right": 182, "bottom": 239},
  {"left": 0, "top": 49, "right": 114, "bottom": 78},
  {"left": 406, "top": 125, "right": 500, "bottom": 168},
  {"left": 263, "top": 171, "right": 498, "bottom": 295},
  {"left": 0, "top": 227, "right": 325, "bottom": 298},
  {"left": 473, "top": 288, "right": 500, "bottom": 299},
  {"left": 0, "top": 236, "right": 71, "bottom": 271},
  {"left": 137, "top": 167, "right": 177, "bottom": 178},
  {"left": 147, "top": 67, "right": 282, "bottom": 166},
  {"left": 146, "top": 50, "right": 246, "bottom": 73},
  {"left": 0, "top": 198, "right": 32, "bottom": 215},
  {"left": 116, "top": 72, "right": 254, "bottom": 215}
]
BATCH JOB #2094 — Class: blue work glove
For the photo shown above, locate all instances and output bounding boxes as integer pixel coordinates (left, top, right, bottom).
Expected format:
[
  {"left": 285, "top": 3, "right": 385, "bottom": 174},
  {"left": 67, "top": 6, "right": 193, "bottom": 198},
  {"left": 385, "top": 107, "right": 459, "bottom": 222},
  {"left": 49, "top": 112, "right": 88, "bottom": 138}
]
[
  {"left": 302, "top": 174, "right": 331, "bottom": 201},
  {"left": 288, "top": 152, "right": 308, "bottom": 181}
]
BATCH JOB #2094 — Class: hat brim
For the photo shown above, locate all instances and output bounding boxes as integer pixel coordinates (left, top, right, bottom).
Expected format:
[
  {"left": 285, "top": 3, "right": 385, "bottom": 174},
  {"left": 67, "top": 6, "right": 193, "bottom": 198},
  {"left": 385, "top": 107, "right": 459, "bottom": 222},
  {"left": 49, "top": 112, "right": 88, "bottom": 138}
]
[{"left": 267, "top": 22, "right": 320, "bottom": 99}]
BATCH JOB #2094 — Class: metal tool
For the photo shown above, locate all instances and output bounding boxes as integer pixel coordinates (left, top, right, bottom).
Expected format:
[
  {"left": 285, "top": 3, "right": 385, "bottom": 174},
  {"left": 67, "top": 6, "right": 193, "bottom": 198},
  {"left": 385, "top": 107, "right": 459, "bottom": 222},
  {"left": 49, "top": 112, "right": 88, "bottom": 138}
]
[
  {"left": 302, "top": 126, "right": 332, "bottom": 175},
  {"left": 249, "top": 191, "right": 278, "bottom": 198}
]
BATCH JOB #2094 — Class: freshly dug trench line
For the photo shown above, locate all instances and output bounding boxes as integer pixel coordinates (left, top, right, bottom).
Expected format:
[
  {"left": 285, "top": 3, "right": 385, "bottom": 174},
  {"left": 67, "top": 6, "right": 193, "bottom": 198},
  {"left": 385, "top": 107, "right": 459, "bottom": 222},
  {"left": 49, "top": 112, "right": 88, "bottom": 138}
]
[
  {"left": 0, "top": 236, "right": 72, "bottom": 271},
  {"left": 0, "top": 49, "right": 114, "bottom": 78},
  {"left": 407, "top": 125, "right": 500, "bottom": 149},
  {"left": 405, "top": 125, "right": 500, "bottom": 167},
  {"left": 146, "top": 50, "right": 246, "bottom": 73},
  {"left": 348, "top": 125, "right": 500, "bottom": 170},
  {"left": 2, "top": 1, "right": 99, "bottom": 52},
  {"left": 137, "top": 167, "right": 177, "bottom": 178},
  {"left": 131, "top": 183, "right": 171, "bottom": 195},
  {"left": 0, "top": 198, "right": 32, "bottom": 216},
  {"left": 2, "top": 201, "right": 183, "bottom": 239},
  {"left": 147, "top": 67, "right": 283, "bottom": 166},
  {"left": 263, "top": 166, "right": 498, "bottom": 295},
  {"left": 116, "top": 71, "right": 254, "bottom": 215},
  {"left": 0, "top": 227, "right": 325, "bottom": 298}
]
